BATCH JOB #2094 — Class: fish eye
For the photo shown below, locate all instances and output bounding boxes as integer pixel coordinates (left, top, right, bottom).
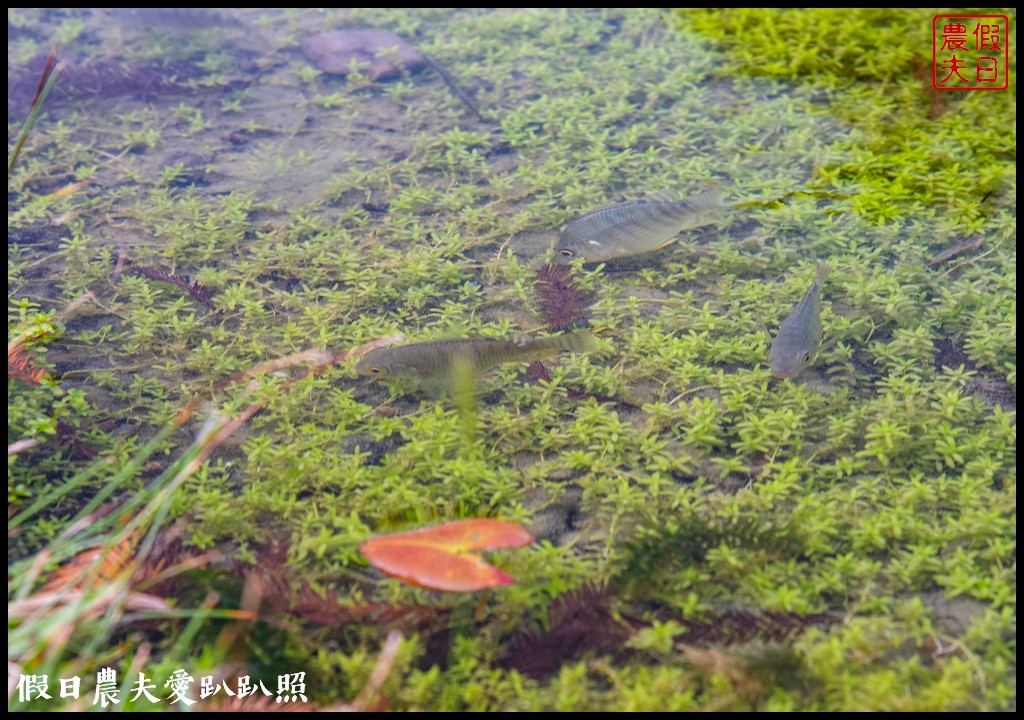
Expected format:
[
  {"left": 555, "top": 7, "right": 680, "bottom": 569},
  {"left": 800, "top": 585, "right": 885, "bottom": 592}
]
[{"left": 558, "top": 248, "right": 575, "bottom": 258}]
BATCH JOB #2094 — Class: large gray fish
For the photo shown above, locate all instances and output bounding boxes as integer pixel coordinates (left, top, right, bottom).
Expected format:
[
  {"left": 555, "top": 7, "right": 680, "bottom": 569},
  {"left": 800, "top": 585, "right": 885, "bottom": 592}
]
[
  {"left": 769, "top": 263, "right": 830, "bottom": 379},
  {"left": 356, "top": 330, "right": 597, "bottom": 390},
  {"left": 553, "top": 186, "right": 728, "bottom": 263}
]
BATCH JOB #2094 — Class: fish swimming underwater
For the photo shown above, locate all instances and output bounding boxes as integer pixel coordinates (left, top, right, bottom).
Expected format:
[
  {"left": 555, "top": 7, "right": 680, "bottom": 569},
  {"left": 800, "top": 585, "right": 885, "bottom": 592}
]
[
  {"left": 769, "top": 263, "right": 830, "bottom": 379},
  {"left": 356, "top": 329, "right": 597, "bottom": 391},
  {"left": 553, "top": 186, "right": 728, "bottom": 263}
]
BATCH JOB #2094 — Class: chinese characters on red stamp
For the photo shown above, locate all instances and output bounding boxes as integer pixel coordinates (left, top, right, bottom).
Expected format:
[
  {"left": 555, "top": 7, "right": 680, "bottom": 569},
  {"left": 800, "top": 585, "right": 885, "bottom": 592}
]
[{"left": 933, "top": 15, "right": 1009, "bottom": 90}]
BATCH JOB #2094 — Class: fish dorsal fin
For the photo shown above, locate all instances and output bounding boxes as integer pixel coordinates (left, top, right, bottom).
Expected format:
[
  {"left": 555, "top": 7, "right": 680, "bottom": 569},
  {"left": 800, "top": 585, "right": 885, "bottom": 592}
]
[
  {"left": 640, "top": 189, "right": 680, "bottom": 203},
  {"left": 640, "top": 183, "right": 727, "bottom": 207}
]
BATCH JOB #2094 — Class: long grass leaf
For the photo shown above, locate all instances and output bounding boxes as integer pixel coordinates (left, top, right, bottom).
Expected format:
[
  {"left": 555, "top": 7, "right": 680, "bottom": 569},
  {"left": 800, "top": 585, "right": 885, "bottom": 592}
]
[{"left": 8, "top": 51, "right": 64, "bottom": 177}]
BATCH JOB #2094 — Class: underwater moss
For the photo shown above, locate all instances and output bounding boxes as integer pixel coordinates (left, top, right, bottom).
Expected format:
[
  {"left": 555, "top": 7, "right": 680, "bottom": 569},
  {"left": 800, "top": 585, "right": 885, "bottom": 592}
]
[
  {"left": 676, "top": 8, "right": 1017, "bottom": 229},
  {"left": 8, "top": 6, "right": 1015, "bottom": 712}
]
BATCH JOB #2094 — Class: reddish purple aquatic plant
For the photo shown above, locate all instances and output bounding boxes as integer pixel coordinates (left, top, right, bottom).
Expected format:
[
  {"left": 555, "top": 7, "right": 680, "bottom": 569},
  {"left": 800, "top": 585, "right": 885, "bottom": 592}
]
[
  {"left": 534, "top": 263, "right": 592, "bottom": 331},
  {"left": 8, "top": 55, "right": 239, "bottom": 113},
  {"left": 132, "top": 266, "right": 216, "bottom": 309}
]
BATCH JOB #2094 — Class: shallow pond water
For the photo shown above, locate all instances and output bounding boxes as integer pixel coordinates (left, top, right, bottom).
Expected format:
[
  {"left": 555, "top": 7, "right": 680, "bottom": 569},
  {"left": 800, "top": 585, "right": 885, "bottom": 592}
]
[{"left": 8, "top": 7, "right": 1016, "bottom": 712}]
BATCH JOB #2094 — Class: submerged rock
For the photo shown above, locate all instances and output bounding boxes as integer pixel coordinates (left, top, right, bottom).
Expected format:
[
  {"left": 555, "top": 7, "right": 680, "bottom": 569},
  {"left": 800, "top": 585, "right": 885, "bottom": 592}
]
[{"left": 301, "top": 29, "right": 426, "bottom": 80}]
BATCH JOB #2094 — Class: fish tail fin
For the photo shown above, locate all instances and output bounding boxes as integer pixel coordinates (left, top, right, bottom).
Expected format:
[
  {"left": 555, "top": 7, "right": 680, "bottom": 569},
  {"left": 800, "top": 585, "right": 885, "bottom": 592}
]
[
  {"left": 699, "top": 181, "right": 728, "bottom": 206},
  {"left": 528, "top": 329, "right": 597, "bottom": 357},
  {"left": 686, "top": 180, "right": 730, "bottom": 209},
  {"left": 679, "top": 183, "right": 730, "bottom": 214},
  {"left": 564, "top": 329, "right": 598, "bottom": 354},
  {"left": 814, "top": 261, "right": 831, "bottom": 286}
]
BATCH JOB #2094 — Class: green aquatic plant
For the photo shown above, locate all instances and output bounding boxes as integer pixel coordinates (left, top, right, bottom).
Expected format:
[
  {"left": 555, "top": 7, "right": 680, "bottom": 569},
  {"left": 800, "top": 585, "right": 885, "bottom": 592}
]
[
  {"left": 8, "top": 6, "right": 1015, "bottom": 712},
  {"left": 677, "top": 8, "right": 1016, "bottom": 229}
]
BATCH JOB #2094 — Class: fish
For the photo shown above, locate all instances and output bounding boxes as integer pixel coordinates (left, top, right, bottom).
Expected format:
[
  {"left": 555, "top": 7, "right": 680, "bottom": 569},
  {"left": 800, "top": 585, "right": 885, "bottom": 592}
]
[
  {"left": 355, "top": 329, "right": 597, "bottom": 392},
  {"left": 769, "top": 263, "right": 830, "bottom": 379},
  {"left": 553, "top": 186, "right": 728, "bottom": 263}
]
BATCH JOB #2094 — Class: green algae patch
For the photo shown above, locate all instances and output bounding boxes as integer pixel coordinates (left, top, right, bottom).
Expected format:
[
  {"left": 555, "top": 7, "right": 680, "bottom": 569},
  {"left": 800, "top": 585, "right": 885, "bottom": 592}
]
[
  {"left": 677, "top": 8, "right": 1016, "bottom": 230},
  {"left": 8, "top": 7, "right": 1016, "bottom": 712},
  {"left": 678, "top": 9, "right": 929, "bottom": 84}
]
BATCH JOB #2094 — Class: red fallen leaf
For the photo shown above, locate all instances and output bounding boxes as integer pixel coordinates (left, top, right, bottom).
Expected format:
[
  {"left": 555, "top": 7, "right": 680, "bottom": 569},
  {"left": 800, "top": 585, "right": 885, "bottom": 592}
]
[{"left": 360, "top": 519, "right": 534, "bottom": 592}]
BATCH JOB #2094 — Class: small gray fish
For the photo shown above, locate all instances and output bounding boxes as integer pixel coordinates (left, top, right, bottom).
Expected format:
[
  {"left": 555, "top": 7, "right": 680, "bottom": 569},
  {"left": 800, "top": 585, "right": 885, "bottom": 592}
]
[
  {"left": 554, "top": 186, "right": 727, "bottom": 263},
  {"left": 356, "top": 330, "right": 597, "bottom": 389},
  {"left": 770, "top": 263, "right": 830, "bottom": 379}
]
